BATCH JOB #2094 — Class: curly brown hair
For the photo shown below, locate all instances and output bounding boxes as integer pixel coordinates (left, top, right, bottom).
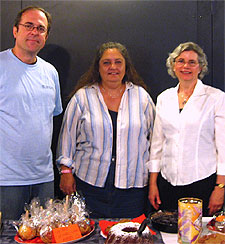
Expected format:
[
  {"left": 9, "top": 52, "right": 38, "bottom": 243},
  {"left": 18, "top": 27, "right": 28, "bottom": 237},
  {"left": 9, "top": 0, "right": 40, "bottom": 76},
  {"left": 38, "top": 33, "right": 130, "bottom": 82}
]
[{"left": 70, "top": 42, "right": 147, "bottom": 97}]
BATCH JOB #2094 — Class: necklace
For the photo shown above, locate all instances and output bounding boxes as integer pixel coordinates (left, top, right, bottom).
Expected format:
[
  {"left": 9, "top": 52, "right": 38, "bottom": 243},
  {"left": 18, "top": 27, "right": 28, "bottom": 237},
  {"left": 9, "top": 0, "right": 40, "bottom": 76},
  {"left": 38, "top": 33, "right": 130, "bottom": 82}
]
[
  {"left": 179, "top": 93, "right": 189, "bottom": 105},
  {"left": 101, "top": 86, "right": 124, "bottom": 99}
]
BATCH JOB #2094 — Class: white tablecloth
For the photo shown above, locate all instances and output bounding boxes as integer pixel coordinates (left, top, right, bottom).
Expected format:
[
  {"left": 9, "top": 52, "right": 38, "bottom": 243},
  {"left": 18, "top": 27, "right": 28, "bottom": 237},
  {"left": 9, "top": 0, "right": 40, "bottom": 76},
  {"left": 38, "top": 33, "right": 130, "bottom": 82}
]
[{"left": 160, "top": 217, "right": 212, "bottom": 244}]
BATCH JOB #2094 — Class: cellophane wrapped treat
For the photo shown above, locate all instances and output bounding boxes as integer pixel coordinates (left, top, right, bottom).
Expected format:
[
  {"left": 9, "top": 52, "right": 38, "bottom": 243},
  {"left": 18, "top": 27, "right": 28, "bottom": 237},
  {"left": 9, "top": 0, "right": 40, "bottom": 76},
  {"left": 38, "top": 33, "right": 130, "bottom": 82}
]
[
  {"left": 17, "top": 211, "right": 36, "bottom": 240},
  {"left": 14, "top": 193, "right": 92, "bottom": 243}
]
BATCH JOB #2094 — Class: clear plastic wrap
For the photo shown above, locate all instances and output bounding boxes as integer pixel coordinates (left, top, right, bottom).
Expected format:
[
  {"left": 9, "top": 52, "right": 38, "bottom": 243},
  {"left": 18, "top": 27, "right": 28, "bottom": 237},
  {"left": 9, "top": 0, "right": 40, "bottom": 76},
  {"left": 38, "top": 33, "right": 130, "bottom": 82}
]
[{"left": 14, "top": 193, "right": 92, "bottom": 243}]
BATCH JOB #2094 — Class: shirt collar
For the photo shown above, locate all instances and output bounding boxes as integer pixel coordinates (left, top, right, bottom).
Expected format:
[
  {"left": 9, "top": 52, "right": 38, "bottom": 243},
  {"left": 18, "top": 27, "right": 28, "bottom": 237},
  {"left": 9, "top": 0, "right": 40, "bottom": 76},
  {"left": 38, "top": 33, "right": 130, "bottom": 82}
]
[
  {"left": 91, "top": 81, "right": 134, "bottom": 91},
  {"left": 175, "top": 79, "right": 206, "bottom": 97}
]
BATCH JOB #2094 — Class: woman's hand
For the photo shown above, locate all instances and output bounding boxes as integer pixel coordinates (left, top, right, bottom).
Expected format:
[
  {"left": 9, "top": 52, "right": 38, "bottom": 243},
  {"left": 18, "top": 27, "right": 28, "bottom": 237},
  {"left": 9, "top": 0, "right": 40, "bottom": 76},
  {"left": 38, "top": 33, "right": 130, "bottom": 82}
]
[
  {"left": 60, "top": 173, "right": 76, "bottom": 195},
  {"left": 149, "top": 173, "right": 161, "bottom": 210},
  {"left": 149, "top": 184, "right": 161, "bottom": 210},
  {"left": 208, "top": 187, "right": 224, "bottom": 215}
]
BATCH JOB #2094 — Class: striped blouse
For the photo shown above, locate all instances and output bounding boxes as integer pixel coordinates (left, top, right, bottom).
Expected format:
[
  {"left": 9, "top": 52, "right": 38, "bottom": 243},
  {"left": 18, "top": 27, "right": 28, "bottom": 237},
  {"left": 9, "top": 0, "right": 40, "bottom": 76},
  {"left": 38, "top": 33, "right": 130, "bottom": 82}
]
[{"left": 56, "top": 82, "right": 155, "bottom": 189}]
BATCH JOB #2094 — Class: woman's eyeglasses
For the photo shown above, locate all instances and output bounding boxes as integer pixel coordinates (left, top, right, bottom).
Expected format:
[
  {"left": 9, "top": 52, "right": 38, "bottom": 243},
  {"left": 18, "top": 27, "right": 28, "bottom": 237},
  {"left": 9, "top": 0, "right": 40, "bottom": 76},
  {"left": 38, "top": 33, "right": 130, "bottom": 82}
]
[{"left": 175, "top": 59, "right": 199, "bottom": 67}]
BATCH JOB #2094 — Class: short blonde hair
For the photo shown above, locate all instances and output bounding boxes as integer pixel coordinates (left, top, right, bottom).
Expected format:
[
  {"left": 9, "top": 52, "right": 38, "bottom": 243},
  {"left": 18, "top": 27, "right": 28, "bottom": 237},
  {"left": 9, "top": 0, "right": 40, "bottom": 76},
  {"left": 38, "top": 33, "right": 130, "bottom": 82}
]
[{"left": 166, "top": 42, "right": 208, "bottom": 79}]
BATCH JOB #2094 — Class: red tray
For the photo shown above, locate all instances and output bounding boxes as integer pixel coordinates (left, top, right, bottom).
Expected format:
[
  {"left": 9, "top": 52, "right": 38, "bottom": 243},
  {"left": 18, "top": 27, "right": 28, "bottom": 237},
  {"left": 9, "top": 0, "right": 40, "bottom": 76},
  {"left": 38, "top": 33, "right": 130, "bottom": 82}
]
[{"left": 14, "top": 220, "right": 95, "bottom": 243}]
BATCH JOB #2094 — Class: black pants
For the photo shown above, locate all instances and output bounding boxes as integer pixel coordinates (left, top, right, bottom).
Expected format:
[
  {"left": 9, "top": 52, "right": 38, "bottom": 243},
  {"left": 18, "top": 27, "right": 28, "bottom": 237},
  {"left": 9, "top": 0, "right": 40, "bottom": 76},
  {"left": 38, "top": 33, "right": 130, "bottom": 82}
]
[
  {"left": 75, "top": 160, "right": 149, "bottom": 218},
  {"left": 157, "top": 173, "right": 217, "bottom": 216}
]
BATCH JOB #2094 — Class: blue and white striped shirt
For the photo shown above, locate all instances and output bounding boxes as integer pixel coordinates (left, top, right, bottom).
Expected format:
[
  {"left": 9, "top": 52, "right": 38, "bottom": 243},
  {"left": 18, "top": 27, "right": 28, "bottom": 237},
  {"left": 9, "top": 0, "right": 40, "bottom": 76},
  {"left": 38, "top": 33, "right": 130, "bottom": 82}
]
[{"left": 56, "top": 82, "right": 155, "bottom": 189}]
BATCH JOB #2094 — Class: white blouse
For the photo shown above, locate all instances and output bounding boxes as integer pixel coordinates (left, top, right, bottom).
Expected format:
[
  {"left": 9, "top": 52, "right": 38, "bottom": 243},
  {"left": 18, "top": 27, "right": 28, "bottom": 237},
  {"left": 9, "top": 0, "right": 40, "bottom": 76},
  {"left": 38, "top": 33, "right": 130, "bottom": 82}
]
[{"left": 149, "top": 80, "right": 225, "bottom": 186}]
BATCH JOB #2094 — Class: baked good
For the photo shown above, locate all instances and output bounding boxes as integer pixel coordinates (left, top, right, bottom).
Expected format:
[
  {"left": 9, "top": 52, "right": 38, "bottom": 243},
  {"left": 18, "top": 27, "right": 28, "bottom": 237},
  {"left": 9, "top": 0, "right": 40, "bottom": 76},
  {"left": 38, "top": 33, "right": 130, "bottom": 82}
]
[
  {"left": 207, "top": 212, "right": 225, "bottom": 233},
  {"left": 150, "top": 210, "right": 178, "bottom": 233},
  {"left": 105, "top": 222, "right": 153, "bottom": 244},
  {"left": 39, "top": 225, "right": 53, "bottom": 243},
  {"left": 18, "top": 224, "right": 36, "bottom": 240},
  {"left": 105, "top": 219, "right": 131, "bottom": 235},
  {"left": 197, "top": 233, "right": 225, "bottom": 243},
  {"left": 78, "top": 220, "right": 92, "bottom": 235}
]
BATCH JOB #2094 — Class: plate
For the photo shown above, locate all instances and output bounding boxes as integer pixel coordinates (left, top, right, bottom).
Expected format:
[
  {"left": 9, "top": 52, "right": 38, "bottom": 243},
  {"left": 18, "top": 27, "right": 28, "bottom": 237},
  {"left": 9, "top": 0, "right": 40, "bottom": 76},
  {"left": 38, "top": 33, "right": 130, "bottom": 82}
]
[
  {"left": 150, "top": 210, "right": 178, "bottom": 233},
  {"left": 100, "top": 222, "right": 154, "bottom": 239},
  {"left": 100, "top": 230, "right": 107, "bottom": 239},
  {"left": 14, "top": 220, "right": 95, "bottom": 243},
  {"left": 207, "top": 211, "right": 225, "bottom": 235}
]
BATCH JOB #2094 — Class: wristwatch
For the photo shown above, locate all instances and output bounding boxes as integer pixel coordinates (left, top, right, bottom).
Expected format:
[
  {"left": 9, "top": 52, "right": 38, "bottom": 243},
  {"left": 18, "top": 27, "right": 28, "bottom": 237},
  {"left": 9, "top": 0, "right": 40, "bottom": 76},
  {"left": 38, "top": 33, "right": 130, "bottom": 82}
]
[
  {"left": 59, "top": 168, "right": 72, "bottom": 175},
  {"left": 215, "top": 183, "right": 225, "bottom": 189}
]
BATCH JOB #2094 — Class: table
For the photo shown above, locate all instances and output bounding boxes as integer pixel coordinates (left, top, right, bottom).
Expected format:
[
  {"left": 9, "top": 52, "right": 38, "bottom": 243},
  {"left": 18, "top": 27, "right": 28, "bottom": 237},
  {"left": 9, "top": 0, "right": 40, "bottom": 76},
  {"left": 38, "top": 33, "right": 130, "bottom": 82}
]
[{"left": 0, "top": 219, "right": 165, "bottom": 244}]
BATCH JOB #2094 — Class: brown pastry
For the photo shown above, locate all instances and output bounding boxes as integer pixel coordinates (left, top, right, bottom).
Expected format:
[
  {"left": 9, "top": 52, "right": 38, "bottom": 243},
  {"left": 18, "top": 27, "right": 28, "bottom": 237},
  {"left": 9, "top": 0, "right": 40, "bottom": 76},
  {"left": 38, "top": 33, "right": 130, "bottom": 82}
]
[
  {"left": 105, "top": 222, "right": 153, "bottom": 244},
  {"left": 197, "top": 233, "right": 225, "bottom": 243},
  {"left": 105, "top": 219, "right": 130, "bottom": 234}
]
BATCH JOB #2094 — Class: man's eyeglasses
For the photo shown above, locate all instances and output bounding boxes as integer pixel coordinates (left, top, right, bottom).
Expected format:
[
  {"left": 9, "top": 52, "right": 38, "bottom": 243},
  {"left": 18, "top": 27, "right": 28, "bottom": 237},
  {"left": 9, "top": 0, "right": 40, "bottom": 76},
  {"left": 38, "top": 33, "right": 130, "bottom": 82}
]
[
  {"left": 19, "top": 23, "right": 47, "bottom": 34},
  {"left": 175, "top": 59, "right": 199, "bottom": 67}
]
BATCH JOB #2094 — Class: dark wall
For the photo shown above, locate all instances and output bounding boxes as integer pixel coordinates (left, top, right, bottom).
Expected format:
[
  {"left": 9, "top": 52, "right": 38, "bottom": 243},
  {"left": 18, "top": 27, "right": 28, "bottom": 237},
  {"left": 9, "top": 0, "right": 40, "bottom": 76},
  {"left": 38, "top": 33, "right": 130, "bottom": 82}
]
[
  {"left": 1, "top": 1, "right": 224, "bottom": 101},
  {"left": 1, "top": 0, "right": 224, "bottom": 198}
]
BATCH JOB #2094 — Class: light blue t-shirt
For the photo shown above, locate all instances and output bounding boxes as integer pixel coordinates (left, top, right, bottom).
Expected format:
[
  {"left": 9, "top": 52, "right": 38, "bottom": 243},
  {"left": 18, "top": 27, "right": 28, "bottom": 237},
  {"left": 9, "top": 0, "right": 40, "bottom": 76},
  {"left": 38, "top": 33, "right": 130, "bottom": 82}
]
[{"left": 0, "top": 49, "right": 63, "bottom": 185}]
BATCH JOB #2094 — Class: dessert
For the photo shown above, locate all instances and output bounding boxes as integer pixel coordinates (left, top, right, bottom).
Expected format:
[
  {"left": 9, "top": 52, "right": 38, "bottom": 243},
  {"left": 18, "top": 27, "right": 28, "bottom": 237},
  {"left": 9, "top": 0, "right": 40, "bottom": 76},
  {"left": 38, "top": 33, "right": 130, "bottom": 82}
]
[
  {"left": 15, "top": 194, "right": 93, "bottom": 243},
  {"left": 105, "top": 221, "right": 153, "bottom": 244},
  {"left": 207, "top": 211, "right": 225, "bottom": 234},
  {"left": 197, "top": 233, "right": 225, "bottom": 243},
  {"left": 150, "top": 210, "right": 178, "bottom": 233},
  {"left": 17, "top": 210, "right": 36, "bottom": 240},
  {"left": 105, "top": 219, "right": 131, "bottom": 235},
  {"left": 40, "top": 224, "right": 53, "bottom": 243},
  {"left": 18, "top": 224, "right": 36, "bottom": 240},
  {"left": 77, "top": 219, "right": 92, "bottom": 235}
]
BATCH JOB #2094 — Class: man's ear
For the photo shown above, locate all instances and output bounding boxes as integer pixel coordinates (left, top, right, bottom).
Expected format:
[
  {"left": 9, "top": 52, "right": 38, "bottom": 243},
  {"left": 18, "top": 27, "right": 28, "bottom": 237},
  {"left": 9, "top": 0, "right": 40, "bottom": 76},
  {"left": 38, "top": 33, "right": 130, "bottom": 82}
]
[{"left": 13, "top": 26, "right": 18, "bottom": 39}]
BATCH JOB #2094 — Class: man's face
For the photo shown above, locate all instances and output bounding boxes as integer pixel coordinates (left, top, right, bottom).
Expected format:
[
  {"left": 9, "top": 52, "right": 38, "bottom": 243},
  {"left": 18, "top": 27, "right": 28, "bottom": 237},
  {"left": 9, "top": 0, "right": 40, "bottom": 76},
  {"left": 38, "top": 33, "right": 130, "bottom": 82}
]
[{"left": 13, "top": 9, "right": 48, "bottom": 56}]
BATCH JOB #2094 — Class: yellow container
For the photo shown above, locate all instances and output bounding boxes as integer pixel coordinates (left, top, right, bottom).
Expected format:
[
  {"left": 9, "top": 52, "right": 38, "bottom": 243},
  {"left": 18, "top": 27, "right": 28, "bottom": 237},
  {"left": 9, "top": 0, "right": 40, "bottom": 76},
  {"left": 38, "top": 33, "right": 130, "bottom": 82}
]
[{"left": 178, "top": 197, "right": 202, "bottom": 244}]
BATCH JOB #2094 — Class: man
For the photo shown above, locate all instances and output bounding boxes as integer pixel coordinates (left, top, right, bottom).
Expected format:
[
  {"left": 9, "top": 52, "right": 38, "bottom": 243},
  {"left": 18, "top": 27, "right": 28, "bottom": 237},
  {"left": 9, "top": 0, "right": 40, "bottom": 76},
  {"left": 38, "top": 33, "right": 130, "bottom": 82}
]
[{"left": 0, "top": 6, "right": 63, "bottom": 220}]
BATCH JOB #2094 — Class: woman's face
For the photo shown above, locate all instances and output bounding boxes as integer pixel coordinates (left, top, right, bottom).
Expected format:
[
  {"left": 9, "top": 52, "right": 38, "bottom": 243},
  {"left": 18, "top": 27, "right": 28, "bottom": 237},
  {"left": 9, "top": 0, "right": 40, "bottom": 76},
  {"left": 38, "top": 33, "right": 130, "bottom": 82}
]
[
  {"left": 99, "top": 48, "right": 126, "bottom": 86},
  {"left": 173, "top": 50, "right": 201, "bottom": 83}
]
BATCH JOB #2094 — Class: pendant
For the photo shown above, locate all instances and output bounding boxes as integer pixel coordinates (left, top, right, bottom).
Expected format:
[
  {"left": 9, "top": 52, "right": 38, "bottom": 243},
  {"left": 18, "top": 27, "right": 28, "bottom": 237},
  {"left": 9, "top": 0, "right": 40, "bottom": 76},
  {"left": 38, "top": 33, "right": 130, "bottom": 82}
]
[{"left": 182, "top": 99, "right": 187, "bottom": 105}]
